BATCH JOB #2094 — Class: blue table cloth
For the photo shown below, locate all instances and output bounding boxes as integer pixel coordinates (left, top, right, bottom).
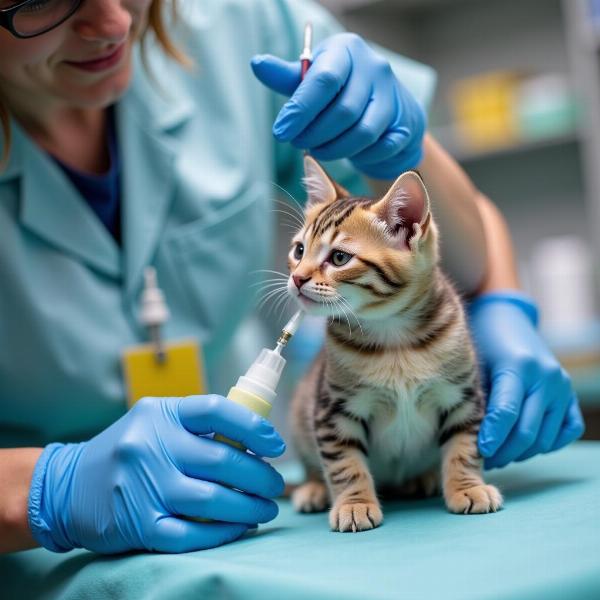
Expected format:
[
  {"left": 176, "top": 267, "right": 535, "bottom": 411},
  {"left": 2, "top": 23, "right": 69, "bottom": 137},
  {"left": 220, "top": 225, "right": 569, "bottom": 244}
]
[{"left": 2, "top": 442, "right": 599, "bottom": 600}]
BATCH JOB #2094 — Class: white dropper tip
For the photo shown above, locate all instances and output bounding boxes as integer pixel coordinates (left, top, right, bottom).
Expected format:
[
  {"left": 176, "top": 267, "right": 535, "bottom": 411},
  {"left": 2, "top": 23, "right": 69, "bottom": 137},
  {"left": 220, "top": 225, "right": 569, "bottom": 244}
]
[
  {"left": 284, "top": 310, "right": 304, "bottom": 336},
  {"left": 274, "top": 310, "right": 305, "bottom": 354}
]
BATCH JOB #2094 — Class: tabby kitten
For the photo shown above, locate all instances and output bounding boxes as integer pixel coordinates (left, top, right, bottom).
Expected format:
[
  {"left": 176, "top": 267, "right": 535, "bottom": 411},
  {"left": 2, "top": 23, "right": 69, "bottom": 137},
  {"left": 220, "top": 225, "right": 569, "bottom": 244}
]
[{"left": 287, "top": 156, "right": 502, "bottom": 533}]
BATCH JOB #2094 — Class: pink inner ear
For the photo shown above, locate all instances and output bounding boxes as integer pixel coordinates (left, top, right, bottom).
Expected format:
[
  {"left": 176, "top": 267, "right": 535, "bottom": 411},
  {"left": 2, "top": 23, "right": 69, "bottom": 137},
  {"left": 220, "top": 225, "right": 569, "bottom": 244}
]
[{"left": 384, "top": 174, "right": 427, "bottom": 247}]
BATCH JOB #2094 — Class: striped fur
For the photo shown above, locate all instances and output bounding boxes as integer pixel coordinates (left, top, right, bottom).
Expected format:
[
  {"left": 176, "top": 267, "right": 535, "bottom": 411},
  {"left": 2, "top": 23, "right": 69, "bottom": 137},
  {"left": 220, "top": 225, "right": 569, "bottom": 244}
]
[{"left": 288, "top": 158, "right": 502, "bottom": 532}]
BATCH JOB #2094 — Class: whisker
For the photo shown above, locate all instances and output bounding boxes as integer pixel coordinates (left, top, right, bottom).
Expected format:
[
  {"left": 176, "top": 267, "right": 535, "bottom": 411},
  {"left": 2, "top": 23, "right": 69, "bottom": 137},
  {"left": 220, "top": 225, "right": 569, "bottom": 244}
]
[
  {"left": 270, "top": 208, "right": 304, "bottom": 225},
  {"left": 337, "top": 295, "right": 364, "bottom": 336},
  {"left": 275, "top": 293, "right": 292, "bottom": 324},
  {"left": 266, "top": 288, "right": 290, "bottom": 319},
  {"left": 330, "top": 299, "right": 341, "bottom": 329},
  {"left": 270, "top": 208, "right": 304, "bottom": 229},
  {"left": 256, "top": 283, "right": 288, "bottom": 297},
  {"left": 250, "top": 277, "right": 288, "bottom": 288},
  {"left": 334, "top": 296, "right": 353, "bottom": 337},
  {"left": 258, "top": 292, "right": 287, "bottom": 316},
  {"left": 341, "top": 299, "right": 362, "bottom": 333},
  {"left": 284, "top": 297, "right": 296, "bottom": 323},
  {"left": 280, "top": 223, "right": 302, "bottom": 232},
  {"left": 324, "top": 296, "right": 336, "bottom": 327},
  {"left": 270, "top": 212, "right": 304, "bottom": 232},
  {"left": 269, "top": 181, "right": 306, "bottom": 219},
  {"left": 321, "top": 295, "right": 329, "bottom": 321},
  {"left": 251, "top": 269, "right": 289, "bottom": 278},
  {"left": 337, "top": 294, "right": 361, "bottom": 328},
  {"left": 252, "top": 284, "right": 288, "bottom": 294},
  {"left": 256, "top": 286, "right": 288, "bottom": 309},
  {"left": 331, "top": 295, "right": 351, "bottom": 337},
  {"left": 257, "top": 288, "right": 284, "bottom": 303},
  {"left": 272, "top": 195, "right": 305, "bottom": 223},
  {"left": 254, "top": 283, "right": 290, "bottom": 297}
]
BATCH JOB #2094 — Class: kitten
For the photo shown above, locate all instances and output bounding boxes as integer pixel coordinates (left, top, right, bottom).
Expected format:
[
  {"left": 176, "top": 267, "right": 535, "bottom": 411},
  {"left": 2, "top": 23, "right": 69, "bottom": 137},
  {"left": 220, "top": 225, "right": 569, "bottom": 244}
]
[{"left": 287, "top": 156, "right": 502, "bottom": 533}]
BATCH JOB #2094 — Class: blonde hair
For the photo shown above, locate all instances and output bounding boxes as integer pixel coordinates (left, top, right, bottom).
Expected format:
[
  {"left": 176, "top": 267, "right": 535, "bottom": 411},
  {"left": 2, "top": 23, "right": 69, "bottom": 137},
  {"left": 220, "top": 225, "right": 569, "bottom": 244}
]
[{"left": 0, "top": 0, "right": 189, "bottom": 167}]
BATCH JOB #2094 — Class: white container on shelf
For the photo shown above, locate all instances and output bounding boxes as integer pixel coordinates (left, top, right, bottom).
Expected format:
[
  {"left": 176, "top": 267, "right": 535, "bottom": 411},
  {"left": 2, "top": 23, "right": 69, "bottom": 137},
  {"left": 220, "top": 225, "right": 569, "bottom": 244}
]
[
  {"left": 516, "top": 73, "right": 579, "bottom": 140},
  {"left": 529, "top": 235, "right": 600, "bottom": 353}
]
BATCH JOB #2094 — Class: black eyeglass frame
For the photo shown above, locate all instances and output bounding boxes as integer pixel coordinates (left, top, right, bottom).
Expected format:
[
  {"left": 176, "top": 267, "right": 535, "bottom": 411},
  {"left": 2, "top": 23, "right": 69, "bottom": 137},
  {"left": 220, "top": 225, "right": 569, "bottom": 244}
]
[{"left": 0, "top": 0, "right": 84, "bottom": 39}]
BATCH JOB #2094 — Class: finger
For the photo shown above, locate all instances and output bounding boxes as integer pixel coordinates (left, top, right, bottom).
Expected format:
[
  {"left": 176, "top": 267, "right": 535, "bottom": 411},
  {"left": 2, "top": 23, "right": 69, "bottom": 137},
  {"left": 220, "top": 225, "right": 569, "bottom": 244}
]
[
  {"left": 290, "top": 56, "right": 372, "bottom": 149},
  {"left": 484, "top": 385, "right": 548, "bottom": 469},
  {"left": 349, "top": 128, "right": 411, "bottom": 167},
  {"left": 515, "top": 381, "right": 572, "bottom": 461},
  {"left": 477, "top": 370, "right": 525, "bottom": 458},
  {"left": 167, "top": 476, "right": 279, "bottom": 524},
  {"left": 354, "top": 139, "right": 424, "bottom": 179},
  {"left": 172, "top": 433, "right": 285, "bottom": 498},
  {"left": 310, "top": 87, "right": 395, "bottom": 161},
  {"left": 178, "top": 395, "right": 286, "bottom": 458},
  {"left": 483, "top": 457, "right": 496, "bottom": 471},
  {"left": 550, "top": 397, "right": 585, "bottom": 451},
  {"left": 272, "top": 44, "right": 352, "bottom": 141},
  {"left": 151, "top": 517, "right": 248, "bottom": 553},
  {"left": 250, "top": 54, "right": 301, "bottom": 97}
]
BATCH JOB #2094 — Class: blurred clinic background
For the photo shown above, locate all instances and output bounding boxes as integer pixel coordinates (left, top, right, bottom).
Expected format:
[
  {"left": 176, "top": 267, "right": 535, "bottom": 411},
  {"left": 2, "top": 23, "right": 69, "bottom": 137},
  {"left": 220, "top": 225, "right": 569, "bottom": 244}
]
[{"left": 247, "top": 0, "right": 600, "bottom": 454}]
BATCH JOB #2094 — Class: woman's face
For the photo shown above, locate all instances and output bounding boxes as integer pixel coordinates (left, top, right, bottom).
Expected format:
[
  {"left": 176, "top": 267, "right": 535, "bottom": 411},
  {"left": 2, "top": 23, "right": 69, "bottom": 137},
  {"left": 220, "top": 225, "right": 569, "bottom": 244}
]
[{"left": 0, "top": 0, "right": 153, "bottom": 112}]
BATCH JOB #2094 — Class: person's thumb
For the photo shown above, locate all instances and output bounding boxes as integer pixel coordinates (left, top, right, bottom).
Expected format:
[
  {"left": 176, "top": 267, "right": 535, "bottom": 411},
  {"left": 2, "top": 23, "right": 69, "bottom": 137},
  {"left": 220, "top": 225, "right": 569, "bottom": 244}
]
[{"left": 251, "top": 54, "right": 301, "bottom": 96}]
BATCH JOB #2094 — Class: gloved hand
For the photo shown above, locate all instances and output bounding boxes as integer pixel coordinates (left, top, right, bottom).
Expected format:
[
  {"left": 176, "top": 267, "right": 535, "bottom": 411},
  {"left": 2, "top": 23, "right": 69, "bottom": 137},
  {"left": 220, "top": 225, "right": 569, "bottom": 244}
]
[
  {"left": 28, "top": 395, "right": 286, "bottom": 554},
  {"left": 251, "top": 32, "right": 426, "bottom": 180},
  {"left": 468, "top": 291, "right": 585, "bottom": 469}
]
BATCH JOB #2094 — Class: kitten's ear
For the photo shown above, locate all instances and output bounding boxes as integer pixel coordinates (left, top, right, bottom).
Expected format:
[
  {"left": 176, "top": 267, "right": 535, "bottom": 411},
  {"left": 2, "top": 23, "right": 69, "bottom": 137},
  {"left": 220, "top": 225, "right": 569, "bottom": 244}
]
[
  {"left": 303, "top": 156, "right": 349, "bottom": 209},
  {"left": 372, "top": 171, "right": 431, "bottom": 250}
]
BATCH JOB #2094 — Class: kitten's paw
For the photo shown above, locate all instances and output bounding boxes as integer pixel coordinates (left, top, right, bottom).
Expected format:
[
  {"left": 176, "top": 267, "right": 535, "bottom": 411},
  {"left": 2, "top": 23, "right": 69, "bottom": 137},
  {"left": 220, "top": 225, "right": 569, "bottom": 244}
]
[
  {"left": 292, "top": 481, "right": 329, "bottom": 513},
  {"left": 445, "top": 484, "right": 503, "bottom": 514},
  {"left": 330, "top": 501, "right": 383, "bottom": 532}
]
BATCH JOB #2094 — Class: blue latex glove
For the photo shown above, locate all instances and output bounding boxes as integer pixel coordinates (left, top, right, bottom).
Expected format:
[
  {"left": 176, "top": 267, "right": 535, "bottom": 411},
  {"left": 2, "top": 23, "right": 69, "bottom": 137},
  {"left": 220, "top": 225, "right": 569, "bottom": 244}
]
[
  {"left": 468, "top": 291, "right": 585, "bottom": 469},
  {"left": 251, "top": 32, "right": 426, "bottom": 179},
  {"left": 28, "top": 395, "right": 286, "bottom": 554}
]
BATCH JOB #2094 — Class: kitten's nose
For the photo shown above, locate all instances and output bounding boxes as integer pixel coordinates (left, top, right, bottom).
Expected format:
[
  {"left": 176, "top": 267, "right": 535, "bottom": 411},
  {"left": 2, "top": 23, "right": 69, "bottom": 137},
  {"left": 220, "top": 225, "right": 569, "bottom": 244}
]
[{"left": 293, "top": 275, "right": 310, "bottom": 289}]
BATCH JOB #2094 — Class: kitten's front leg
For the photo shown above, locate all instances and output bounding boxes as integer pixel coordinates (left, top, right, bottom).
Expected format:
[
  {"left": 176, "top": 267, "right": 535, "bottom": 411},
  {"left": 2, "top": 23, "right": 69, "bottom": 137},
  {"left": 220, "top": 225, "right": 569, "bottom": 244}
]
[
  {"left": 441, "top": 430, "right": 503, "bottom": 514},
  {"left": 316, "top": 410, "right": 382, "bottom": 532}
]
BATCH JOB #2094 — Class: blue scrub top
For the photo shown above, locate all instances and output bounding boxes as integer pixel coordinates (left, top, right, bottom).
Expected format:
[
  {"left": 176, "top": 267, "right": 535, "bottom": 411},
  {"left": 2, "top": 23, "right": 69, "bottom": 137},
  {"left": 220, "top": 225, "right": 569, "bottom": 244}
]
[
  {"left": 0, "top": 0, "right": 436, "bottom": 447},
  {"left": 53, "top": 107, "right": 121, "bottom": 241}
]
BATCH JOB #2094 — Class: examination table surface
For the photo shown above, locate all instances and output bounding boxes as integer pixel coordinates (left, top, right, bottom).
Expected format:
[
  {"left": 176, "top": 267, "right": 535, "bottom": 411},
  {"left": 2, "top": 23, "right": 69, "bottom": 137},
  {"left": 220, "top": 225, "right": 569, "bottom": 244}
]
[{"left": 1, "top": 441, "right": 599, "bottom": 600}]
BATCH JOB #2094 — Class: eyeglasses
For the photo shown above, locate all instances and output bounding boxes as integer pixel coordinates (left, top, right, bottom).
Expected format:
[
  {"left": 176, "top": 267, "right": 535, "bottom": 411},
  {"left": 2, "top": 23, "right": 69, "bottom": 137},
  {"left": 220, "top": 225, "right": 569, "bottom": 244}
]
[{"left": 0, "top": 0, "right": 84, "bottom": 39}]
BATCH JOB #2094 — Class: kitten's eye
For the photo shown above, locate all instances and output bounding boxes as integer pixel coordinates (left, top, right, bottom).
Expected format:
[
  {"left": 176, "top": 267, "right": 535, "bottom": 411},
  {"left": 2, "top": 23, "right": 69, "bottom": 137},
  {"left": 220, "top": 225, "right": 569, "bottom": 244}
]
[
  {"left": 330, "top": 250, "right": 352, "bottom": 267},
  {"left": 293, "top": 243, "right": 304, "bottom": 260}
]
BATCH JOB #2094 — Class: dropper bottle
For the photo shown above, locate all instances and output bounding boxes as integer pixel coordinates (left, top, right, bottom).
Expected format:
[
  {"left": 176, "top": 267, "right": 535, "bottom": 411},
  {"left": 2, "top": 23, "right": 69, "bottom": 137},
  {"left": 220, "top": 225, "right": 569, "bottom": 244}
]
[{"left": 215, "top": 310, "right": 304, "bottom": 449}]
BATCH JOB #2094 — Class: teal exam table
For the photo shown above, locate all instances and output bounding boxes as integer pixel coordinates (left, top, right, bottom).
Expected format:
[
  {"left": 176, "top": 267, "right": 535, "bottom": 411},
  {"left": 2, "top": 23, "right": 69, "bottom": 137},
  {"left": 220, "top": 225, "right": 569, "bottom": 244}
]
[{"left": 1, "top": 442, "right": 599, "bottom": 600}]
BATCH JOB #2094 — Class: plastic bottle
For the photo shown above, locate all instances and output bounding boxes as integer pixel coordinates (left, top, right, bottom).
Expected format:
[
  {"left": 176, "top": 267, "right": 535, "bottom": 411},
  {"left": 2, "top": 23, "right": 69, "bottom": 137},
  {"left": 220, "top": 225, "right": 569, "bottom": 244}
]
[{"left": 216, "top": 310, "right": 304, "bottom": 449}]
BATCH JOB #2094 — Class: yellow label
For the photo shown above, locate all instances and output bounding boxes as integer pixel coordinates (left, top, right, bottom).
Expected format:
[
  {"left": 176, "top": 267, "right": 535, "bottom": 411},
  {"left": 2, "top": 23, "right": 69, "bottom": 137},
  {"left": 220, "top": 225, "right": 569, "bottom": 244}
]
[
  {"left": 227, "top": 386, "right": 272, "bottom": 418},
  {"left": 121, "top": 339, "right": 206, "bottom": 408}
]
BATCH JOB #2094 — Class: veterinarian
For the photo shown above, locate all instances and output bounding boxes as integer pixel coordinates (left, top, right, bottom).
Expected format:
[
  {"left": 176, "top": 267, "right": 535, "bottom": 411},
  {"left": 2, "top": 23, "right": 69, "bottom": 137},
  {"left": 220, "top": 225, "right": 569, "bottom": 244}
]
[{"left": 0, "top": 0, "right": 583, "bottom": 555}]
